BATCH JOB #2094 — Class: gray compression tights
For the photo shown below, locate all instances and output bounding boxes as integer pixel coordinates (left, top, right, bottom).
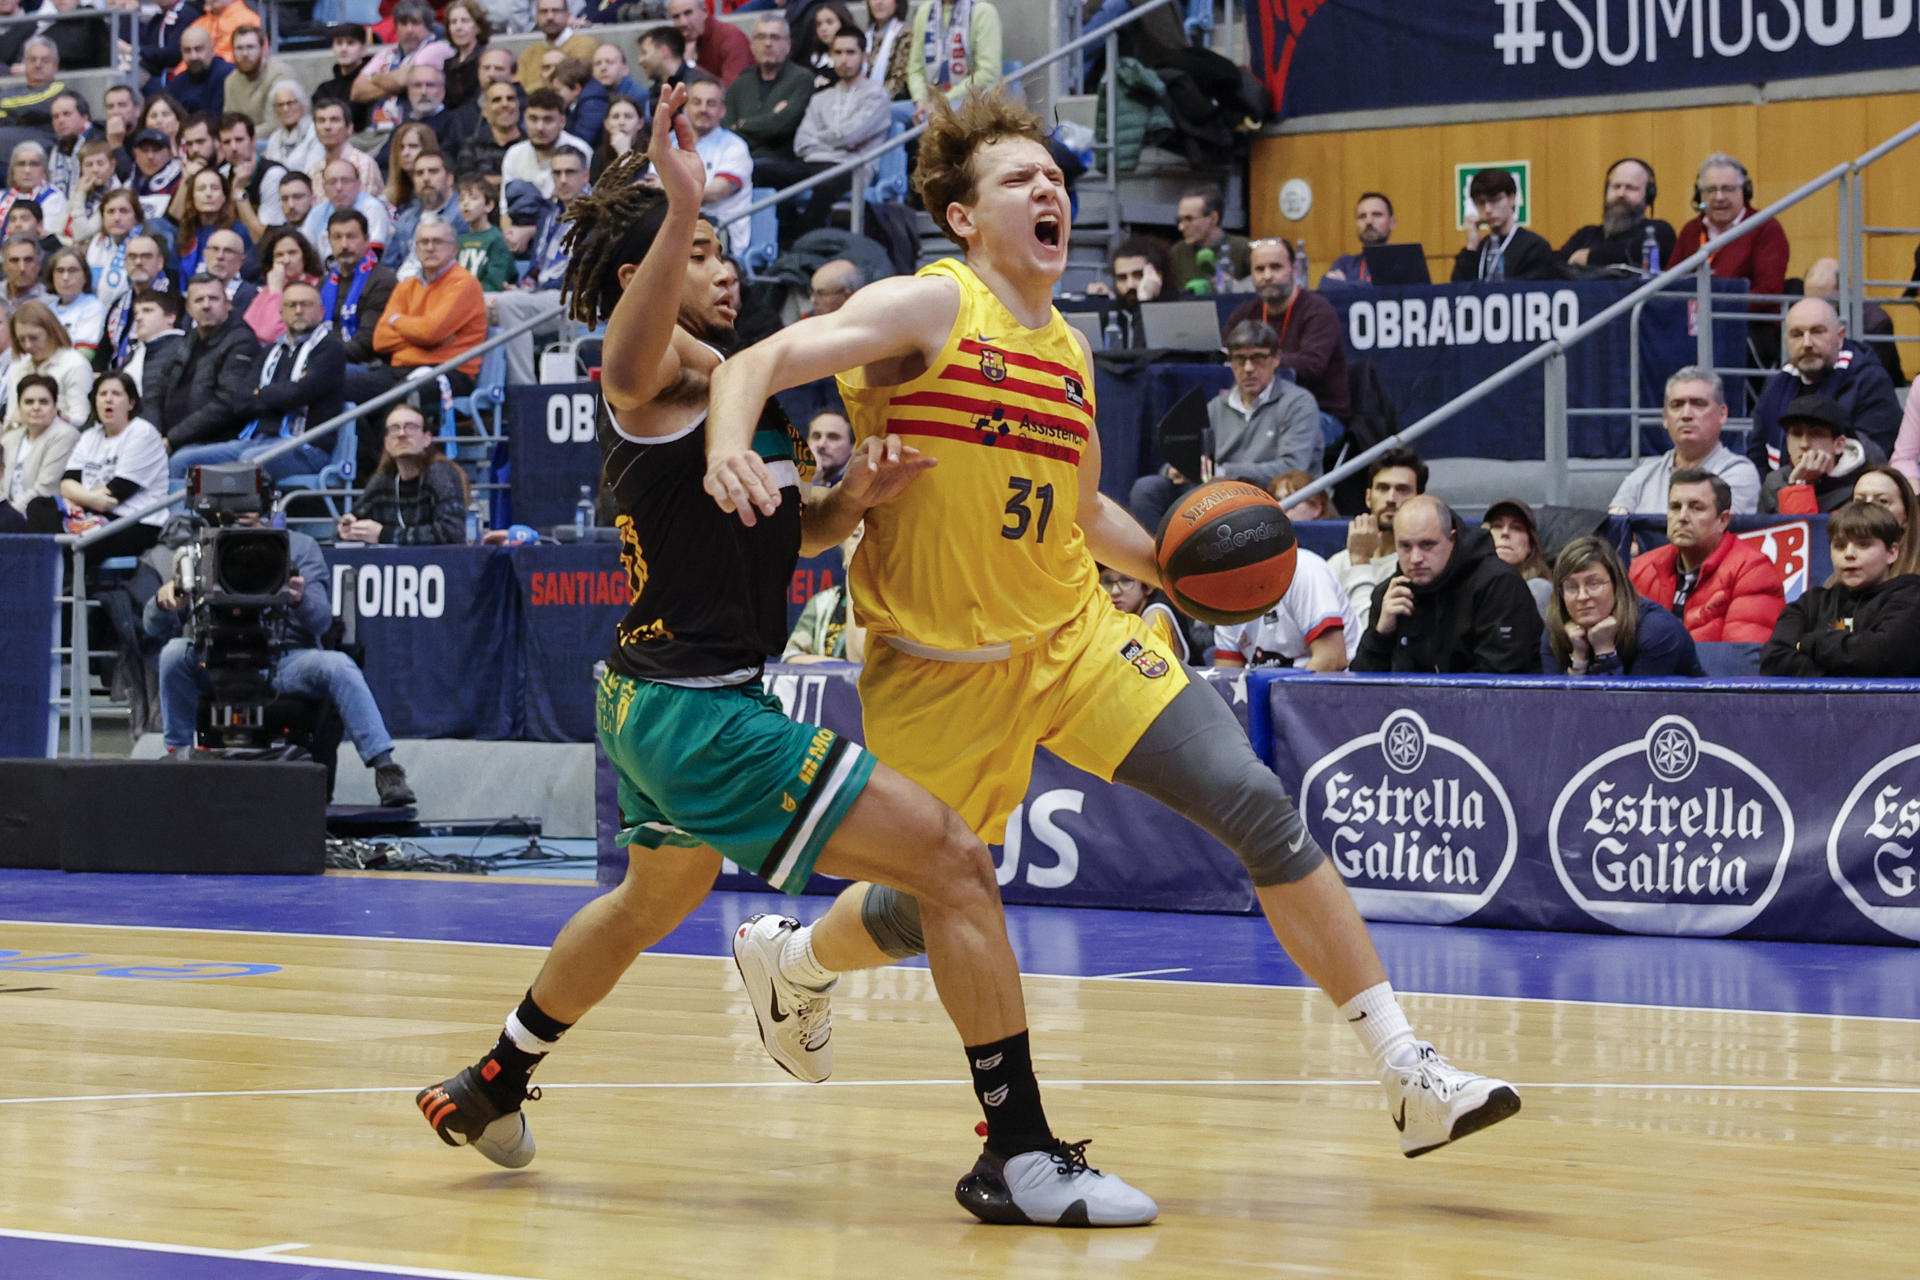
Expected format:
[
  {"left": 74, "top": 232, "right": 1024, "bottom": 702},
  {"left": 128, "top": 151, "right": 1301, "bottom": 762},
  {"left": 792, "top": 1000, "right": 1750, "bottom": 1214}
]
[{"left": 859, "top": 677, "right": 1329, "bottom": 960}]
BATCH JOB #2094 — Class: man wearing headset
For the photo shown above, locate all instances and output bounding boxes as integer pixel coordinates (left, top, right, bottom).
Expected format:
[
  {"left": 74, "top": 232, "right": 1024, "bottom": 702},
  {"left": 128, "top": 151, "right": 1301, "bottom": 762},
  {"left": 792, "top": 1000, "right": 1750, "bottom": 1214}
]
[
  {"left": 1673, "top": 152, "right": 1790, "bottom": 304},
  {"left": 1559, "top": 157, "right": 1675, "bottom": 273}
]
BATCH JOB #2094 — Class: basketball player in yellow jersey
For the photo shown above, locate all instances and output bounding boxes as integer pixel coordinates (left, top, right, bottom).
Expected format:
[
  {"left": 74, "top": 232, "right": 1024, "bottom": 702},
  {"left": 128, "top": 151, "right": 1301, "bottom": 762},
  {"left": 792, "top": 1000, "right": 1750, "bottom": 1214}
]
[{"left": 706, "top": 91, "right": 1520, "bottom": 1159}]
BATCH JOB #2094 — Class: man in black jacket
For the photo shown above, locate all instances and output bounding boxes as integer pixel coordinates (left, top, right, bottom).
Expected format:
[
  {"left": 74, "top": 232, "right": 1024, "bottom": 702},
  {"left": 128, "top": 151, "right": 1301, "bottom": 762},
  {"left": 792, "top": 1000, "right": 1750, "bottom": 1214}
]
[
  {"left": 1352, "top": 494, "right": 1543, "bottom": 673},
  {"left": 1451, "top": 168, "right": 1558, "bottom": 284},
  {"left": 1558, "top": 158, "right": 1675, "bottom": 273},
  {"left": 1762, "top": 501, "right": 1920, "bottom": 678},
  {"left": 167, "top": 280, "right": 346, "bottom": 482},
  {"left": 157, "top": 273, "right": 261, "bottom": 454}
]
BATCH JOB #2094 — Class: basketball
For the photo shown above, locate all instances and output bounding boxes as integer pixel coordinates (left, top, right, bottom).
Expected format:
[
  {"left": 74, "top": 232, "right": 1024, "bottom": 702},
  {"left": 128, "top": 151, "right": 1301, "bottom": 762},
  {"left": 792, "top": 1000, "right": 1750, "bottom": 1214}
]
[{"left": 1155, "top": 481, "right": 1299, "bottom": 625}]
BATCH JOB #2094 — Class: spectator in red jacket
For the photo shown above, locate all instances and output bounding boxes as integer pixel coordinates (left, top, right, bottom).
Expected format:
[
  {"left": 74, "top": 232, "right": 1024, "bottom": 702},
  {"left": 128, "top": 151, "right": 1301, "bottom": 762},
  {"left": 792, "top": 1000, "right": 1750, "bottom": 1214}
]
[
  {"left": 670, "top": 0, "right": 750, "bottom": 87},
  {"left": 1629, "top": 468, "right": 1786, "bottom": 643},
  {"left": 1673, "top": 153, "right": 1788, "bottom": 306}
]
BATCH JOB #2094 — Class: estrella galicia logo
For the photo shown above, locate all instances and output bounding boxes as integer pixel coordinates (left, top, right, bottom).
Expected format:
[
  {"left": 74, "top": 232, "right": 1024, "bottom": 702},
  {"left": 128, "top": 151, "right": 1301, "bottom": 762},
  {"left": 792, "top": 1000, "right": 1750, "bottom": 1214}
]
[
  {"left": 1827, "top": 744, "right": 1920, "bottom": 941},
  {"left": 1300, "top": 710, "right": 1517, "bottom": 924},
  {"left": 1549, "top": 716, "right": 1793, "bottom": 936},
  {"left": 1063, "top": 373, "right": 1084, "bottom": 408}
]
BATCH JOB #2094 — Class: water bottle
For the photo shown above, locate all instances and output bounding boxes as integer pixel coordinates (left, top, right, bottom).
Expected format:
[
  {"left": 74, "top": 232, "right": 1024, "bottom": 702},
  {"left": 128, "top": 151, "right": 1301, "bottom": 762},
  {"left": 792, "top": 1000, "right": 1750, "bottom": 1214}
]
[
  {"left": 1213, "top": 248, "right": 1235, "bottom": 296},
  {"left": 1642, "top": 223, "right": 1661, "bottom": 273},
  {"left": 1294, "top": 239, "right": 1309, "bottom": 286},
  {"left": 1102, "top": 309, "right": 1122, "bottom": 350},
  {"left": 574, "top": 484, "right": 595, "bottom": 537},
  {"left": 465, "top": 495, "right": 486, "bottom": 544}
]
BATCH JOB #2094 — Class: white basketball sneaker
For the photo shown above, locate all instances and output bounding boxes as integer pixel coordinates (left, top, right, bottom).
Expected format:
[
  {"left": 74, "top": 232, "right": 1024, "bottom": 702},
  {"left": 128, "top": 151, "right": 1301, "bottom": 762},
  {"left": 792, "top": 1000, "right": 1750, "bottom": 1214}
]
[
  {"left": 1385, "top": 1042, "right": 1521, "bottom": 1157},
  {"left": 955, "top": 1140, "right": 1159, "bottom": 1227},
  {"left": 731, "top": 914, "right": 835, "bottom": 1083}
]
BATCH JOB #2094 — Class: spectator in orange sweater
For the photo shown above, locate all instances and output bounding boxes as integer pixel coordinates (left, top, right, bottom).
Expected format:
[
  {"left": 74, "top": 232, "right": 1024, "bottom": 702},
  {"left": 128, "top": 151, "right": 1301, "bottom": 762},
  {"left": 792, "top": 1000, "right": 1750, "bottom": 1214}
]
[
  {"left": 186, "top": 0, "right": 261, "bottom": 65},
  {"left": 343, "top": 214, "right": 484, "bottom": 473},
  {"left": 1628, "top": 469, "right": 1786, "bottom": 644}
]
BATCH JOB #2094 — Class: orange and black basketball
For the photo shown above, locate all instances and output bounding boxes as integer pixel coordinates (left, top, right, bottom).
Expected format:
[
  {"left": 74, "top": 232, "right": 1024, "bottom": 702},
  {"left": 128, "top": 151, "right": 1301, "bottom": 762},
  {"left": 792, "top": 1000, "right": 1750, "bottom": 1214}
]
[{"left": 1154, "top": 481, "right": 1298, "bottom": 625}]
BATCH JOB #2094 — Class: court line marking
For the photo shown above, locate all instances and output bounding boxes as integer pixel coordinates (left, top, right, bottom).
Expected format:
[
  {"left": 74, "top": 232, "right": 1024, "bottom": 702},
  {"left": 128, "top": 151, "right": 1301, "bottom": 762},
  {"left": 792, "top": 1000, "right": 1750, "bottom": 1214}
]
[
  {"left": 0, "top": 1227, "right": 545, "bottom": 1279},
  {"left": 239, "top": 1243, "right": 312, "bottom": 1256},
  {"left": 3, "top": 1079, "right": 1919, "bottom": 1108},
  {"left": 5, "top": 916, "right": 1918, "bottom": 1025},
  {"left": 1094, "top": 967, "right": 1193, "bottom": 979}
]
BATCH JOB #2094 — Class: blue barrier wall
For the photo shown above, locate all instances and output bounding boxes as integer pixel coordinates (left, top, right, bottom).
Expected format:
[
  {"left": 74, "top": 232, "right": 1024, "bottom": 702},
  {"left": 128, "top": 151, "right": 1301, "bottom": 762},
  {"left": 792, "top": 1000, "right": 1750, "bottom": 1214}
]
[
  {"left": 596, "top": 663, "right": 1920, "bottom": 948},
  {"left": 0, "top": 535, "right": 59, "bottom": 758}
]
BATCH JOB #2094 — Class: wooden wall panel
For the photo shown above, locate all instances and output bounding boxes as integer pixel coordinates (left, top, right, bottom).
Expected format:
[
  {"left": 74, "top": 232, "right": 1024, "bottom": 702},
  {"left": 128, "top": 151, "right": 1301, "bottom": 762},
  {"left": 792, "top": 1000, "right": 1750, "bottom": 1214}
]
[{"left": 1250, "top": 95, "right": 1920, "bottom": 338}]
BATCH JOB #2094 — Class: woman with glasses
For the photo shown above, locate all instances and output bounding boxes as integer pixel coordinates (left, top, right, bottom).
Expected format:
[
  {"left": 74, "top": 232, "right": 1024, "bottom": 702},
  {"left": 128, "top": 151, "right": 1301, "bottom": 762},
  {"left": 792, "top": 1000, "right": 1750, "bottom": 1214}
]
[
  {"left": 1542, "top": 535, "right": 1703, "bottom": 677},
  {"left": 46, "top": 246, "right": 105, "bottom": 354}
]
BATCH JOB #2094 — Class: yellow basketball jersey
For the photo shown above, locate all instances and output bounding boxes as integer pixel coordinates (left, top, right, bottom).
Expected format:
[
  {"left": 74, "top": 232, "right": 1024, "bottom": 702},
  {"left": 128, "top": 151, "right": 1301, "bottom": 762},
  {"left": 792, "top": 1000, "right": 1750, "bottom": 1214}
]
[{"left": 837, "top": 258, "right": 1103, "bottom": 651}]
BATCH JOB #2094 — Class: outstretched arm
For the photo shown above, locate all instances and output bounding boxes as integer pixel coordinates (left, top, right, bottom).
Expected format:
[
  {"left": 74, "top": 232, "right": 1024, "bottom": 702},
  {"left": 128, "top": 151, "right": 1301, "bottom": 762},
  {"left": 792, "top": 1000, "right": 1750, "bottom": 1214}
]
[
  {"left": 600, "top": 85, "right": 704, "bottom": 422},
  {"left": 706, "top": 273, "right": 958, "bottom": 524}
]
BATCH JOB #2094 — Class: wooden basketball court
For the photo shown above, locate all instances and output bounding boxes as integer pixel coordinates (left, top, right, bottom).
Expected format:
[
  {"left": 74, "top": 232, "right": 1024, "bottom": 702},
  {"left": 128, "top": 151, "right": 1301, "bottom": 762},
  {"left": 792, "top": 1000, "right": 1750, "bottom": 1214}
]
[{"left": 1, "top": 871, "right": 1916, "bottom": 1278}]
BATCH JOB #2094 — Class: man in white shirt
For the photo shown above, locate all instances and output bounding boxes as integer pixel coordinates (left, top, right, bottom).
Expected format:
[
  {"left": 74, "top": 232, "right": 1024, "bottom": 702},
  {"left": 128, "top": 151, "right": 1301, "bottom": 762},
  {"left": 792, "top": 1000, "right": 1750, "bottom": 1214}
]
[
  {"left": 1326, "top": 448, "right": 1426, "bottom": 623},
  {"left": 499, "top": 88, "right": 590, "bottom": 205},
  {"left": 1607, "top": 365, "right": 1761, "bottom": 515},
  {"left": 1210, "top": 547, "right": 1360, "bottom": 671},
  {"left": 683, "top": 76, "right": 753, "bottom": 262}
]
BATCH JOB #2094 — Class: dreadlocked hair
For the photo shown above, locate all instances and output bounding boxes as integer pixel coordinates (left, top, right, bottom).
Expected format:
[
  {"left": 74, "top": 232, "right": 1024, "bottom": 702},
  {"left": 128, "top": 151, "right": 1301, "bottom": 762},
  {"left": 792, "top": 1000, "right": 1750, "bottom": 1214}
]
[
  {"left": 560, "top": 146, "right": 673, "bottom": 326},
  {"left": 913, "top": 90, "right": 1051, "bottom": 246}
]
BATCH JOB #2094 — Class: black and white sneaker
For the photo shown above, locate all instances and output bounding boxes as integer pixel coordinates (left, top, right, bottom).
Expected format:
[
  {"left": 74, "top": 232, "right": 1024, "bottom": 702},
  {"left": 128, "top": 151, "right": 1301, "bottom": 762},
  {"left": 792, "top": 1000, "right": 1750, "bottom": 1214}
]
[
  {"left": 1385, "top": 1041, "right": 1521, "bottom": 1157},
  {"left": 955, "top": 1140, "right": 1158, "bottom": 1227},
  {"left": 416, "top": 1065, "right": 538, "bottom": 1169},
  {"left": 731, "top": 914, "right": 834, "bottom": 1083}
]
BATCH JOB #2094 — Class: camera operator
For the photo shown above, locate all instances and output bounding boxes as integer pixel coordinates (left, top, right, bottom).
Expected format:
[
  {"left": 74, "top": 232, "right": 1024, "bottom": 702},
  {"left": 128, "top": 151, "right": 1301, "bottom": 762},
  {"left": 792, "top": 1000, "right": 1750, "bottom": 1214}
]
[{"left": 142, "top": 468, "right": 418, "bottom": 807}]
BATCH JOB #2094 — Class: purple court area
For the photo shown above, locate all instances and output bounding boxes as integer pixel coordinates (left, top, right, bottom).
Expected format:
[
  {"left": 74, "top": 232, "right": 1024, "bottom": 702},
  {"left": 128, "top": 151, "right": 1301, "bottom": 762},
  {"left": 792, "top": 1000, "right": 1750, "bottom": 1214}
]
[
  {"left": 2, "top": 868, "right": 1918, "bottom": 1022},
  {"left": 0, "top": 1233, "right": 531, "bottom": 1280}
]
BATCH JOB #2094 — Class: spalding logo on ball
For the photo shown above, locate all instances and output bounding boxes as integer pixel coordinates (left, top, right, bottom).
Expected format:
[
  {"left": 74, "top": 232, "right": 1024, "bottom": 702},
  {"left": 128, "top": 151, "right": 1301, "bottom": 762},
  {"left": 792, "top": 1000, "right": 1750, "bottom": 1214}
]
[{"left": 1155, "top": 481, "right": 1298, "bottom": 625}]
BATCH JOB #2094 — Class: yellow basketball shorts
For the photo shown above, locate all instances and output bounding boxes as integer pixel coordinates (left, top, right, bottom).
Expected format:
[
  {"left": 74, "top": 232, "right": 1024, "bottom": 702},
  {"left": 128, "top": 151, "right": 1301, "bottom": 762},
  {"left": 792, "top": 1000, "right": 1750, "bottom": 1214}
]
[{"left": 858, "top": 598, "right": 1189, "bottom": 844}]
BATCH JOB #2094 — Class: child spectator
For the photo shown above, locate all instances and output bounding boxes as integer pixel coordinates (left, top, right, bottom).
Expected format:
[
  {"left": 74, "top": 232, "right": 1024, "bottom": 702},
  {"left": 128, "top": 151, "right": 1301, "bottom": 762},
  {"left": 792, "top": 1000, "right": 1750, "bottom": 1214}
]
[
  {"left": 455, "top": 177, "right": 515, "bottom": 290},
  {"left": 1761, "top": 501, "right": 1920, "bottom": 677},
  {"left": 1100, "top": 562, "right": 1191, "bottom": 664}
]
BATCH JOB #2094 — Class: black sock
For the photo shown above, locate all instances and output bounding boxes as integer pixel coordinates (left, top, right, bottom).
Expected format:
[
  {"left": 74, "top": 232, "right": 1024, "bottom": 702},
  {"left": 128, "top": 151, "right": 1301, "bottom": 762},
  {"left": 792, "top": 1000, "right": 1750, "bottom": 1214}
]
[
  {"left": 474, "top": 991, "right": 574, "bottom": 1112},
  {"left": 368, "top": 750, "right": 393, "bottom": 769},
  {"left": 965, "top": 1030, "right": 1053, "bottom": 1158}
]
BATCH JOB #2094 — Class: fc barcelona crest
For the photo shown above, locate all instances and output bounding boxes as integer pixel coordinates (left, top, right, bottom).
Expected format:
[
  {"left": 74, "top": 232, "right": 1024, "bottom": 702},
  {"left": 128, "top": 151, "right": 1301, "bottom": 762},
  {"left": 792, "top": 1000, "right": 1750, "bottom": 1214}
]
[
  {"left": 979, "top": 348, "right": 1008, "bottom": 382},
  {"left": 1119, "top": 638, "right": 1169, "bottom": 679}
]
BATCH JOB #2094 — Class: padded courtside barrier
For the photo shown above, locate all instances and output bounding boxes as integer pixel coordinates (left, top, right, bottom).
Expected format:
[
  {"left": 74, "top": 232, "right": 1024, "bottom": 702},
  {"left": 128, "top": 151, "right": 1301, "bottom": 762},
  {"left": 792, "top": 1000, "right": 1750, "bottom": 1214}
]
[{"left": 0, "top": 759, "right": 327, "bottom": 875}]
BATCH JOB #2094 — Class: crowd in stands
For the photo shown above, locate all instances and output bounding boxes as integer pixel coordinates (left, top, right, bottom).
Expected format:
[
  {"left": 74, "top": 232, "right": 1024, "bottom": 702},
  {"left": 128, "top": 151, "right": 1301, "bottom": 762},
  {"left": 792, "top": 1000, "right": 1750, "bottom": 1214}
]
[{"left": 0, "top": 1, "right": 1915, "bottom": 714}]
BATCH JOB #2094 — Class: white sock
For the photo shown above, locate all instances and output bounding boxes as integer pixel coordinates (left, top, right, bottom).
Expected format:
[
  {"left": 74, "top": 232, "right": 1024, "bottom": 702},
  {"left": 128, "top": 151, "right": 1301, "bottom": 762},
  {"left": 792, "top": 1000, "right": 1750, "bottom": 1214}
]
[
  {"left": 503, "top": 1010, "right": 559, "bottom": 1056},
  {"left": 1338, "top": 981, "right": 1420, "bottom": 1074},
  {"left": 779, "top": 924, "right": 838, "bottom": 991}
]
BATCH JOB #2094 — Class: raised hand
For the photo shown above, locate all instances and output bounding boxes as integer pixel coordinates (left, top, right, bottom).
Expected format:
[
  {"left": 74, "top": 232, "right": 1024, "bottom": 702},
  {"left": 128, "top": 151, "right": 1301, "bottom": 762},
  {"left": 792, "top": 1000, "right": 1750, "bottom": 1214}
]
[{"left": 645, "top": 84, "right": 706, "bottom": 213}]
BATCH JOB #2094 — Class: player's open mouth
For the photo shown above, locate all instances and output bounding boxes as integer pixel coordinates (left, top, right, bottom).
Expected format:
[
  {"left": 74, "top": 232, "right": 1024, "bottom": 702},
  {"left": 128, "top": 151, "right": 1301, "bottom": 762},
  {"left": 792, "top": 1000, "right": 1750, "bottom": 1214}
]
[{"left": 1034, "top": 216, "right": 1060, "bottom": 248}]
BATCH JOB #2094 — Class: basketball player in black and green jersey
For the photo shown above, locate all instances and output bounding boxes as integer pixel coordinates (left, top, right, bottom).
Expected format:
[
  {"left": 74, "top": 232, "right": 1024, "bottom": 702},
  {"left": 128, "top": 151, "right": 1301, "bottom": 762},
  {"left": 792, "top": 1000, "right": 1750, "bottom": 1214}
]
[{"left": 414, "top": 87, "right": 1154, "bottom": 1227}]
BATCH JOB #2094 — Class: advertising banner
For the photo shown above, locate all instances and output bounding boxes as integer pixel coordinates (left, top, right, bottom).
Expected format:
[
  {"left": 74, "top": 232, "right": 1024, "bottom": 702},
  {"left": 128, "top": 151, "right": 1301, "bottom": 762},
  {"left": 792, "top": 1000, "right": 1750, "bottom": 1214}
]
[
  {"left": 1268, "top": 675, "right": 1920, "bottom": 945},
  {"left": 1248, "top": 1, "right": 1920, "bottom": 120}
]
